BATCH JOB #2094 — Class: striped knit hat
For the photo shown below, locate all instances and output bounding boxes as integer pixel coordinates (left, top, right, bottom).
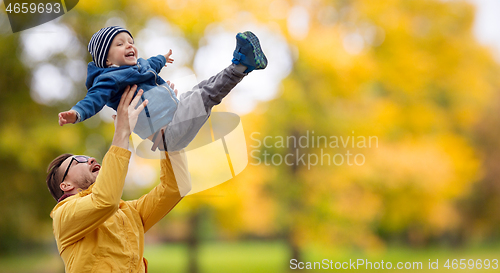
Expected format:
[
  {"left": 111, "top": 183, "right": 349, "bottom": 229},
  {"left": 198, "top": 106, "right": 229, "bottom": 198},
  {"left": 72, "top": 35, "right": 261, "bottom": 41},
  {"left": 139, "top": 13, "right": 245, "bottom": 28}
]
[{"left": 88, "top": 26, "right": 133, "bottom": 68}]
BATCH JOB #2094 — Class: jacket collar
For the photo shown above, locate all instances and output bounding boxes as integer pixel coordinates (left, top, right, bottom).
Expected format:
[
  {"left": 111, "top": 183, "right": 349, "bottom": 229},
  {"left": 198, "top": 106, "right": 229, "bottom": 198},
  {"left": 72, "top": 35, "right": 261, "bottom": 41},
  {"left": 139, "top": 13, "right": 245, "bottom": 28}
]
[
  {"left": 56, "top": 184, "right": 95, "bottom": 203},
  {"left": 57, "top": 193, "right": 75, "bottom": 203}
]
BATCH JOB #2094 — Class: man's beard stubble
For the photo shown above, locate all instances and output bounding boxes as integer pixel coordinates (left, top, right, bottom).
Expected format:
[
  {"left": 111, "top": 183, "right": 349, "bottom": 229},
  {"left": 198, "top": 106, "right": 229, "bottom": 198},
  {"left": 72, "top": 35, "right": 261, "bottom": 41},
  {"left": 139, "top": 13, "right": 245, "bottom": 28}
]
[{"left": 78, "top": 176, "right": 96, "bottom": 191}]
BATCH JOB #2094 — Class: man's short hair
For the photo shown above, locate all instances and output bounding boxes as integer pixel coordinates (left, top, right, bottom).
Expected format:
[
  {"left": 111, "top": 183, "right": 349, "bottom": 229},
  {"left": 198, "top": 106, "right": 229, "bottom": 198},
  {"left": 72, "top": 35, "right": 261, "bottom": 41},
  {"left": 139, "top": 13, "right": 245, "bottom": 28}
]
[{"left": 46, "top": 153, "right": 73, "bottom": 201}]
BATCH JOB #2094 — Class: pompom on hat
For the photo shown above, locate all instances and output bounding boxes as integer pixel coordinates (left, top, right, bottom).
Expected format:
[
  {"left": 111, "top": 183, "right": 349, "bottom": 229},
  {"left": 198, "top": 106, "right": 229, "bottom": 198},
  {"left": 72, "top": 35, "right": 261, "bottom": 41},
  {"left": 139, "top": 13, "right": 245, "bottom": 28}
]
[{"left": 88, "top": 26, "right": 133, "bottom": 68}]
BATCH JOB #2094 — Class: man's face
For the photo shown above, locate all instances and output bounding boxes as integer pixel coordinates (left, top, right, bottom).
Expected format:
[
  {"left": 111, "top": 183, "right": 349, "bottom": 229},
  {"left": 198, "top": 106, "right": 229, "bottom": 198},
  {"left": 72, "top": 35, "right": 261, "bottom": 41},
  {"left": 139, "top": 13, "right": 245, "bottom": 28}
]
[
  {"left": 106, "top": 32, "right": 138, "bottom": 67},
  {"left": 59, "top": 156, "right": 101, "bottom": 191}
]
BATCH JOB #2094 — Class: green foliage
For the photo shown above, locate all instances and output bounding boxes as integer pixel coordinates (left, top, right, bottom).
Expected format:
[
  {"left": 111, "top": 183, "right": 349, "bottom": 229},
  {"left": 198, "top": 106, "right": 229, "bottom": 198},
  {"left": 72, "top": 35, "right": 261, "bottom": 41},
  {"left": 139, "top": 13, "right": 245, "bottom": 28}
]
[{"left": 249, "top": 0, "right": 500, "bottom": 251}]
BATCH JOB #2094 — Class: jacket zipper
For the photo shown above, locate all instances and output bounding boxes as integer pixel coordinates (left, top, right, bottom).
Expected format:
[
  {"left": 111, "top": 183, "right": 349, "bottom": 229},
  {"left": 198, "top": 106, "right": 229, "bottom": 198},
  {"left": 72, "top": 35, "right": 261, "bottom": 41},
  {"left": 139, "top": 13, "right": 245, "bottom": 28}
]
[{"left": 147, "top": 70, "right": 178, "bottom": 106}]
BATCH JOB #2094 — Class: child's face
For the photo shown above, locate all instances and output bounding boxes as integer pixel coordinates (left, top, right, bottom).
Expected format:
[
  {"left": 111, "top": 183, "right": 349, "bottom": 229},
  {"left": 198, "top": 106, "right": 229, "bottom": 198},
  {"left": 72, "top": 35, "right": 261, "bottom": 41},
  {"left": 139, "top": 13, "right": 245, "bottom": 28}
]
[{"left": 106, "top": 32, "right": 138, "bottom": 67}]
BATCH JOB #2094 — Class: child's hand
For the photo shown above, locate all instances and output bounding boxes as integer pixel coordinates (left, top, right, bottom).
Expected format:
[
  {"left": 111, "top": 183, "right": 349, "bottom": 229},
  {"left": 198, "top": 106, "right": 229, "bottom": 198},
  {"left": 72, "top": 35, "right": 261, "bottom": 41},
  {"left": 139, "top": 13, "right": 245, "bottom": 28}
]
[
  {"left": 164, "top": 49, "right": 174, "bottom": 67},
  {"left": 58, "top": 110, "right": 77, "bottom": 126}
]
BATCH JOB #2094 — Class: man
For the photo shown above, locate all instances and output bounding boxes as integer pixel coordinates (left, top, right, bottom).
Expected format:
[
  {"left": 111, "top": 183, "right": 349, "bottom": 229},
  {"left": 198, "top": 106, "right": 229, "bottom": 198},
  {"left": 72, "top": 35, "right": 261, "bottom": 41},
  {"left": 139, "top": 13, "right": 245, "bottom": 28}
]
[{"left": 46, "top": 85, "right": 191, "bottom": 272}]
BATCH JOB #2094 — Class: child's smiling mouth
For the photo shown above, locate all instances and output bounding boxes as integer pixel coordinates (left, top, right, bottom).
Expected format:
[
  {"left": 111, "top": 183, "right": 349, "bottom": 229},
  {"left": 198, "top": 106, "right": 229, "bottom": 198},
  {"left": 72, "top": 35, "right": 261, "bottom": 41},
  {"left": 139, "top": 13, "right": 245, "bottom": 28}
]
[{"left": 125, "top": 52, "right": 136, "bottom": 58}]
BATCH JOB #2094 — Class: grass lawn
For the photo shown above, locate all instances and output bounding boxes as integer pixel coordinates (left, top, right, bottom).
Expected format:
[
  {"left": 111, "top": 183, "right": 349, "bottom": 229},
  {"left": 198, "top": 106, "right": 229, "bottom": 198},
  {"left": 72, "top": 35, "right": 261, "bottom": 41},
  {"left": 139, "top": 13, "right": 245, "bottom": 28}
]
[
  {"left": 144, "top": 241, "right": 289, "bottom": 273},
  {"left": 2, "top": 241, "right": 500, "bottom": 272},
  {"left": 0, "top": 250, "right": 63, "bottom": 273}
]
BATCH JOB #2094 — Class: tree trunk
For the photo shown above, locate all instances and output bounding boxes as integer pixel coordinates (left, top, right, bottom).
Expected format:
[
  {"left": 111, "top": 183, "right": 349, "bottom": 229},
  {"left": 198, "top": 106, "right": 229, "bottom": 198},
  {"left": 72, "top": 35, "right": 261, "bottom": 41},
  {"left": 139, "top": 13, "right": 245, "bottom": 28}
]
[
  {"left": 286, "top": 129, "right": 303, "bottom": 269},
  {"left": 187, "top": 209, "right": 201, "bottom": 273},
  {"left": 286, "top": 227, "right": 302, "bottom": 271}
]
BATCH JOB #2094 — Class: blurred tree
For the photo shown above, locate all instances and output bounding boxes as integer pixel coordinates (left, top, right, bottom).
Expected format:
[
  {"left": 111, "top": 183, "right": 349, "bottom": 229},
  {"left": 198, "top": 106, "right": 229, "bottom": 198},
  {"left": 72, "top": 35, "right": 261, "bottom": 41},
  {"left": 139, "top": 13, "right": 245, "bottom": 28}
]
[
  {"left": 465, "top": 90, "right": 500, "bottom": 242},
  {"left": 245, "top": 0, "right": 500, "bottom": 258},
  {"left": 0, "top": 0, "right": 136, "bottom": 254},
  {"left": 0, "top": 30, "right": 112, "bottom": 253}
]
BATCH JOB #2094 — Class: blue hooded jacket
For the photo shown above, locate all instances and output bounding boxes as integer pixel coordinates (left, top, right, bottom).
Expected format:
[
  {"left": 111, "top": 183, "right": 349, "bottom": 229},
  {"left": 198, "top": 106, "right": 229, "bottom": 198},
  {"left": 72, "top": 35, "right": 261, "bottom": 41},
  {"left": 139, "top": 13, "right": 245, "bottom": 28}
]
[{"left": 72, "top": 55, "right": 179, "bottom": 138}]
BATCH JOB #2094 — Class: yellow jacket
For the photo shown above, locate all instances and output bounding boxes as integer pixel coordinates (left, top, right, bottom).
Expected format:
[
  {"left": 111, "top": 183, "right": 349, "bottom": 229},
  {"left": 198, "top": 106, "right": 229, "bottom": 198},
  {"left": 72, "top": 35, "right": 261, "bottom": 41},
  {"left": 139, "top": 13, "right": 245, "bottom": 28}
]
[{"left": 50, "top": 146, "right": 188, "bottom": 272}]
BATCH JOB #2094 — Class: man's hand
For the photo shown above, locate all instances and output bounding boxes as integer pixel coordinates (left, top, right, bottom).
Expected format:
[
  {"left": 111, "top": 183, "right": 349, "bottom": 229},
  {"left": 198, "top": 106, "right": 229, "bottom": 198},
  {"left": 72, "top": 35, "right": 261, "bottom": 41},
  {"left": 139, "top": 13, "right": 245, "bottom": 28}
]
[
  {"left": 166, "top": 80, "right": 178, "bottom": 96},
  {"left": 112, "top": 85, "right": 148, "bottom": 149},
  {"left": 58, "top": 110, "right": 77, "bottom": 126},
  {"left": 164, "top": 49, "right": 174, "bottom": 67}
]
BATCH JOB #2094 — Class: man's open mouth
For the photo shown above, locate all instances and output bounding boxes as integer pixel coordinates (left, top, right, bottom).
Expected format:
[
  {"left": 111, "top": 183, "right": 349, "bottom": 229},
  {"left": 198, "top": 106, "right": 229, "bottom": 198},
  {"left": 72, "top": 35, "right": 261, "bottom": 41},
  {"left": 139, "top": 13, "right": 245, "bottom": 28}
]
[
  {"left": 126, "top": 52, "right": 135, "bottom": 57},
  {"left": 92, "top": 165, "right": 101, "bottom": 173}
]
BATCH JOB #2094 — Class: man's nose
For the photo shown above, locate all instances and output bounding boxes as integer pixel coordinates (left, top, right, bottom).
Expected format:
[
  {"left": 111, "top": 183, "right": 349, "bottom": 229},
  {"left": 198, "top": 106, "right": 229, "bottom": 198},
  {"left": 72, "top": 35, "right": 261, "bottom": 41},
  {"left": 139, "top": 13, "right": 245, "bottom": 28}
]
[{"left": 88, "top": 158, "right": 96, "bottom": 165}]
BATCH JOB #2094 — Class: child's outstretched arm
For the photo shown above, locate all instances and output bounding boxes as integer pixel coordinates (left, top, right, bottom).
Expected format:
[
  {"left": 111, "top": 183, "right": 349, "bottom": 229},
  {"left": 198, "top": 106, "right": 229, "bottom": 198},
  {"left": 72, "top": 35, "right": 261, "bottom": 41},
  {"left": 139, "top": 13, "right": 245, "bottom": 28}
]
[
  {"left": 147, "top": 50, "right": 173, "bottom": 73},
  {"left": 60, "top": 77, "right": 119, "bottom": 126},
  {"left": 58, "top": 110, "right": 78, "bottom": 126}
]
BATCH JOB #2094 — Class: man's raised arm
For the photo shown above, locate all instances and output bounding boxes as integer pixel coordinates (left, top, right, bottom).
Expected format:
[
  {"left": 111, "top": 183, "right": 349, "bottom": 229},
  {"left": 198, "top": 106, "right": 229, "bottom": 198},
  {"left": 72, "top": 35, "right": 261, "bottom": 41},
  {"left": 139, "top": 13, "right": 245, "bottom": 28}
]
[
  {"left": 127, "top": 142, "right": 192, "bottom": 232},
  {"left": 51, "top": 86, "right": 148, "bottom": 252}
]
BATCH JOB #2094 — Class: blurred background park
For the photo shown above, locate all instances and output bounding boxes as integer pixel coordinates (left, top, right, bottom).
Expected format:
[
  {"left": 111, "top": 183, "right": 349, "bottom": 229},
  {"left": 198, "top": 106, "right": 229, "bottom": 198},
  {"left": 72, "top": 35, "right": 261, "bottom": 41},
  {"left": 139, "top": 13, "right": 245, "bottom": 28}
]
[{"left": 2, "top": 0, "right": 500, "bottom": 272}]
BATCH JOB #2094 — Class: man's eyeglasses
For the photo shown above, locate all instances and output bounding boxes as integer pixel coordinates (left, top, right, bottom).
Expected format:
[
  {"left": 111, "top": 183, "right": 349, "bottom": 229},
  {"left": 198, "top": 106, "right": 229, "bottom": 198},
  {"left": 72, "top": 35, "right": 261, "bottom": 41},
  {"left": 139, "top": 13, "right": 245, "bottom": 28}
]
[{"left": 61, "top": 155, "right": 90, "bottom": 184}]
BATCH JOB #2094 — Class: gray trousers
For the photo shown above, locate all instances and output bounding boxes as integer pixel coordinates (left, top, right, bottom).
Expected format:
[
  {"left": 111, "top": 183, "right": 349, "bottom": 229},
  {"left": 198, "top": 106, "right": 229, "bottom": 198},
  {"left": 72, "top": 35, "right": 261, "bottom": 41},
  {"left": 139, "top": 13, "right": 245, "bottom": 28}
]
[{"left": 151, "top": 64, "right": 245, "bottom": 151}]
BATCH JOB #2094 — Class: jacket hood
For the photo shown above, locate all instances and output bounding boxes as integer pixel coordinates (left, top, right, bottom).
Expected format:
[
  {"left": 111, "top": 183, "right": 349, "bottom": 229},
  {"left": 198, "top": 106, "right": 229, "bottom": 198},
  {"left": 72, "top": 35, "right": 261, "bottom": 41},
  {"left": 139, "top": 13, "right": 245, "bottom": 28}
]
[
  {"left": 85, "top": 62, "right": 108, "bottom": 90},
  {"left": 85, "top": 62, "right": 138, "bottom": 90}
]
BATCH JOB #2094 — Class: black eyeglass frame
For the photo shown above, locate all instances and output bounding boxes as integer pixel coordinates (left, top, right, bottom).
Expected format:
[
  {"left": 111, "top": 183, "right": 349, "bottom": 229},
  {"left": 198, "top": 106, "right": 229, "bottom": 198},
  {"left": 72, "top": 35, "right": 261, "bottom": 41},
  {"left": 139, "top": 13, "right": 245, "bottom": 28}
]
[{"left": 60, "top": 156, "right": 90, "bottom": 184}]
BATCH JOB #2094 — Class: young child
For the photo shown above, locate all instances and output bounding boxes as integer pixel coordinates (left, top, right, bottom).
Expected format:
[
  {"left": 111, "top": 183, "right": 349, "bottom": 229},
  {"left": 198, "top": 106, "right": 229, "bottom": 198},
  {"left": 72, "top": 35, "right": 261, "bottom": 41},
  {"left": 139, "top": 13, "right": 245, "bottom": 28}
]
[{"left": 58, "top": 26, "right": 267, "bottom": 151}]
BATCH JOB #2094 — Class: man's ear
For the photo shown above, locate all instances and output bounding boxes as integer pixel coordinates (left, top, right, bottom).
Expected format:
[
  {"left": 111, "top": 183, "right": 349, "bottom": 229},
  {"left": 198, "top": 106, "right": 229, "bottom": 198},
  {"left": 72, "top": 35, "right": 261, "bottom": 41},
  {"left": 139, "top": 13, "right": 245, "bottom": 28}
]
[{"left": 60, "top": 181, "right": 75, "bottom": 192}]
